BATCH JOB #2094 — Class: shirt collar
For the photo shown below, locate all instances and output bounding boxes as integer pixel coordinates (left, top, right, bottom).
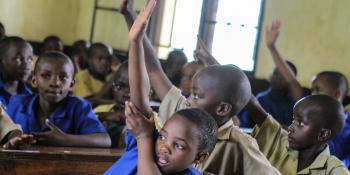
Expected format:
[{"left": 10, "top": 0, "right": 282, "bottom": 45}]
[
  {"left": 217, "top": 119, "right": 234, "bottom": 140},
  {"left": 22, "top": 95, "right": 67, "bottom": 119},
  {"left": 296, "top": 145, "right": 330, "bottom": 174}
]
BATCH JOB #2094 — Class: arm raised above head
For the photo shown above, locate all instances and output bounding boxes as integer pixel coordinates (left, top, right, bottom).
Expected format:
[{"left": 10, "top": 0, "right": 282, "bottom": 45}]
[{"left": 266, "top": 20, "right": 302, "bottom": 100}]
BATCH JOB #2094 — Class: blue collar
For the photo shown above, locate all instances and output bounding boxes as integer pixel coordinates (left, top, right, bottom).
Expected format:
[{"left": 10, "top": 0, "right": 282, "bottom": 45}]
[{"left": 21, "top": 95, "right": 68, "bottom": 119}]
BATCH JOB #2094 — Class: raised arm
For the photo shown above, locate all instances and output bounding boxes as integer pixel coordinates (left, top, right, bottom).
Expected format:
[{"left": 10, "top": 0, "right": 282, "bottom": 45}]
[
  {"left": 194, "top": 35, "right": 220, "bottom": 66},
  {"left": 244, "top": 95, "right": 269, "bottom": 126},
  {"left": 128, "top": 1, "right": 163, "bottom": 174},
  {"left": 266, "top": 20, "right": 303, "bottom": 100},
  {"left": 121, "top": 0, "right": 172, "bottom": 101}
]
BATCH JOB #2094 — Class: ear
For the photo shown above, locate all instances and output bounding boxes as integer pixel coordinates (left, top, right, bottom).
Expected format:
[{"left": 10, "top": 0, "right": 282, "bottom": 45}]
[
  {"left": 318, "top": 128, "right": 332, "bottom": 142},
  {"left": 194, "top": 151, "right": 209, "bottom": 164},
  {"left": 334, "top": 89, "right": 343, "bottom": 102},
  {"left": 31, "top": 75, "right": 38, "bottom": 88},
  {"left": 215, "top": 102, "right": 232, "bottom": 117},
  {"left": 70, "top": 79, "right": 75, "bottom": 88}
]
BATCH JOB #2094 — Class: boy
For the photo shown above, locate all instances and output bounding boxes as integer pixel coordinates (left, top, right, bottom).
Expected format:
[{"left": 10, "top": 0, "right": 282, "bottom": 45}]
[
  {"left": 179, "top": 61, "right": 204, "bottom": 97},
  {"left": 72, "top": 42, "right": 112, "bottom": 106},
  {"left": 248, "top": 94, "right": 349, "bottom": 174},
  {"left": 311, "top": 71, "right": 350, "bottom": 167},
  {"left": 94, "top": 61, "right": 130, "bottom": 147},
  {"left": 7, "top": 51, "right": 111, "bottom": 147},
  {"left": 70, "top": 40, "right": 89, "bottom": 72},
  {"left": 267, "top": 20, "right": 350, "bottom": 167},
  {"left": 41, "top": 35, "right": 64, "bottom": 54},
  {"left": 105, "top": 2, "right": 217, "bottom": 174},
  {"left": 120, "top": 0, "right": 280, "bottom": 174},
  {"left": 164, "top": 50, "right": 188, "bottom": 87},
  {"left": 0, "top": 36, "right": 33, "bottom": 109}
]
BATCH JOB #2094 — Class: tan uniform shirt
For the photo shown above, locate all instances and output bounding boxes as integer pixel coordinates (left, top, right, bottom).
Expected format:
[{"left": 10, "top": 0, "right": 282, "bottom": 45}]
[
  {"left": 252, "top": 115, "right": 350, "bottom": 175},
  {"left": 159, "top": 86, "right": 281, "bottom": 175},
  {"left": 0, "top": 105, "right": 21, "bottom": 142}
]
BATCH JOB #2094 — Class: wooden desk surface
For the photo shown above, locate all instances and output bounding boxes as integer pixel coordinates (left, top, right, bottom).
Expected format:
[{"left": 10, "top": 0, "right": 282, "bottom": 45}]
[{"left": 0, "top": 146, "right": 123, "bottom": 175}]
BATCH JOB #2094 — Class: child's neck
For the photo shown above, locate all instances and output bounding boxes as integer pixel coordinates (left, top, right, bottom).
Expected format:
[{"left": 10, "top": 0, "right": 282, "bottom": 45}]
[
  {"left": 3, "top": 78, "right": 19, "bottom": 95},
  {"left": 35, "top": 97, "right": 57, "bottom": 127},
  {"left": 88, "top": 68, "right": 105, "bottom": 82},
  {"left": 297, "top": 143, "right": 326, "bottom": 172}
]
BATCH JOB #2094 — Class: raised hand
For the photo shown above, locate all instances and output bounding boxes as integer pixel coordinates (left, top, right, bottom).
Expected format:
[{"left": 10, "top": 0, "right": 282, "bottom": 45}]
[
  {"left": 128, "top": 0, "right": 156, "bottom": 42},
  {"left": 194, "top": 35, "right": 219, "bottom": 66},
  {"left": 3, "top": 134, "right": 36, "bottom": 149},
  {"left": 124, "top": 101, "right": 154, "bottom": 141},
  {"left": 32, "top": 119, "right": 67, "bottom": 146},
  {"left": 265, "top": 20, "right": 281, "bottom": 48}
]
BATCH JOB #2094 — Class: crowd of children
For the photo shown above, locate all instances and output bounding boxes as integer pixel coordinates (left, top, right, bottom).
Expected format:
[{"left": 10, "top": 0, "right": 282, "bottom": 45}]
[{"left": 0, "top": 0, "right": 350, "bottom": 174}]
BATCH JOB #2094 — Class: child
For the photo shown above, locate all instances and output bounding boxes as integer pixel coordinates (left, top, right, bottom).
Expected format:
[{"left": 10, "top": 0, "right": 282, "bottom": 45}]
[
  {"left": 179, "top": 61, "right": 204, "bottom": 97},
  {"left": 71, "top": 40, "right": 89, "bottom": 72},
  {"left": 7, "top": 51, "right": 111, "bottom": 147},
  {"left": 311, "top": 71, "right": 350, "bottom": 167},
  {"left": 105, "top": 2, "right": 217, "bottom": 174},
  {"left": 0, "top": 22, "right": 5, "bottom": 39},
  {"left": 247, "top": 94, "right": 349, "bottom": 174},
  {"left": 72, "top": 42, "right": 112, "bottom": 106},
  {"left": 0, "top": 36, "right": 33, "bottom": 109},
  {"left": 41, "top": 35, "right": 64, "bottom": 54},
  {"left": 164, "top": 50, "right": 188, "bottom": 87},
  {"left": 267, "top": 20, "right": 350, "bottom": 167},
  {"left": 94, "top": 61, "right": 130, "bottom": 147},
  {"left": 120, "top": 0, "right": 280, "bottom": 174}
]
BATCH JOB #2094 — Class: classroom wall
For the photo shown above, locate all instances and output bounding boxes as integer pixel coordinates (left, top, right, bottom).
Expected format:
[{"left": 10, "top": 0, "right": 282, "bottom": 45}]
[
  {"left": 256, "top": 0, "right": 350, "bottom": 88},
  {"left": 0, "top": 0, "right": 145, "bottom": 51}
]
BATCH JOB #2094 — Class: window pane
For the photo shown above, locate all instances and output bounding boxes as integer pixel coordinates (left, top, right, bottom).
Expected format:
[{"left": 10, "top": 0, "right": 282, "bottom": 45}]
[{"left": 212, "top": 0, "right": 262, "bottom": 71}]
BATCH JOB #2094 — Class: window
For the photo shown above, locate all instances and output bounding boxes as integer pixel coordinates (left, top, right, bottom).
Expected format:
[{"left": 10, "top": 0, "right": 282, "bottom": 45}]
[{"left": 212, "top": 0, "right": 263, "bottom": 71}]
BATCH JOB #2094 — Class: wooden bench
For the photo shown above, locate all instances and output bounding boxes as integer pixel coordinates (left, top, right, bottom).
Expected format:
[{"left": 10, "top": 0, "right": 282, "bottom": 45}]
[{"left": 0, "top": 146, "right": 123, "bottom": 175}]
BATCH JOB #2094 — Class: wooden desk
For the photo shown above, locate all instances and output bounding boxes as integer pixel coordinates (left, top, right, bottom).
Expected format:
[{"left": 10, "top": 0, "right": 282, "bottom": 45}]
[{"left": 0, "top": 146, "right": 123, "bottom": 175}]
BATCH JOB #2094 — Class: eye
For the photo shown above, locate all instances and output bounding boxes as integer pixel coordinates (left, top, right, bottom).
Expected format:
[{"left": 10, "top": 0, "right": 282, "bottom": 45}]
[
  {"left": 41, "top": 73, "right": 50, "bottom": 80},
  {"left": 59, "top": 75, "right": 69, "bottom": 81},
  {"left": 190, "top": 93, "right": 199, "bottom": 101},
  {"left": 158, "top": 134, "right": 166, "bottom": 141},
  {"left": 292, "top": 119, "right": 305, "bottom": 127},
  {"left": 175, "top": 143, "right": 184, "bottom": 150},
  {"left": 27, "top": 56, "right": 33, "bottom": 62}
]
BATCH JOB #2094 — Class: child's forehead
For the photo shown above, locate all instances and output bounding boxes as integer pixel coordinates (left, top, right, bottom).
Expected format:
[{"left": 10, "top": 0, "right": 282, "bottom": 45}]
[{"left": 37, "top": 59, "right": 74, "bottom": 72}]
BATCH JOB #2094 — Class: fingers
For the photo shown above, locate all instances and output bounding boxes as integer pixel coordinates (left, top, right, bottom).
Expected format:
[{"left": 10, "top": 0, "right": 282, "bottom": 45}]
[
  {"left": 45, "top": 119, "right": 60, "bottom": 132},
  {"left": 2, "top": 134, "right": 36, "bottom": 149}
]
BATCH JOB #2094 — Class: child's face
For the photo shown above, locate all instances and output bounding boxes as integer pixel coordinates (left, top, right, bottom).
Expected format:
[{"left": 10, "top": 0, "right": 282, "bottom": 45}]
[
  {"left": 186, "top": 73, "right": 221, "bottom": 120},
  {"left": 1, "top": 43, "right": 33, "bottom": 82},
  {"left": 88, "top": 47, "right": 111, "bottom": 76},
  {"left": 269, "top": 68, "right": 288, "bottom": 90},
  {"left": 33, "top": 60, "right": 74, "bottom": 103},
  {"left": 112, "top": 69, "right": 130, "bottom": 109},
  {"left": 287, "top": 102, "right": 323, "bottom": 150},
  {"left": 180, "top": 64, "right": 203, "bottom": 97},
  {"left": 155, "top": 114, "right": 200, "bottom": 174},
  {"left": 311, "top": 75, "right": 339, "bottom": 101}
]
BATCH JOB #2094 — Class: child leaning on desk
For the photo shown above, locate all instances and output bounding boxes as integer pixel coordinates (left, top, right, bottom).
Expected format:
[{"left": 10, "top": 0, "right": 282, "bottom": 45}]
[{"left": 6, "top": 51, "right": 111, "bottom": 148}]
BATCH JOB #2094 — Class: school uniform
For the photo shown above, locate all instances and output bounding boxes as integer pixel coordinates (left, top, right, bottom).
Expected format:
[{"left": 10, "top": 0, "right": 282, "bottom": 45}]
[
  {"left": 7, "top": 94, "right": 106, "bottom": 134},
  {"left": 72, "top": 69, "right": 104, "bottom": 98},
  {"left": 0, "top": 105, "right": 21, "bottom": 142},
  {"left": 256, "top": 88, "right": 295, "bottom": 125},
  {"left": 0, "top": 78, "right": 32, "bottom": 109},
  {"left": 252, "top": 115, "right": 349, "bottom": 175},
  {"left": 328, "top": 112, "right": 350, "bottom": 168},
  {"left": 158, "top": 86, "right": 281, "bottom": 175},
  {"left": 104, "top": 129, "right": 200, "bottom": 175}
]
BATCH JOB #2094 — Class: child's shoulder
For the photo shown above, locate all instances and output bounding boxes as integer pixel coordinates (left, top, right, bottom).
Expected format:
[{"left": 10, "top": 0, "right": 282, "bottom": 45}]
[
  {"left": 9, "top": 94, "right": 35, "bottom": 105},
  {"left": 64, "top": 95, "right": 91, "bottom": 107}
]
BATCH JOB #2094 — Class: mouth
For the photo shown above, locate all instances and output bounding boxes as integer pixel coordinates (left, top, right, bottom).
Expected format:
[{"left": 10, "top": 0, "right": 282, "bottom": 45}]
[
  {"left": 46, "top": 90, "right": 62, "bottom": 97},
  {"left": 156, "top": 154, "right": 169, "bottom": 167}
]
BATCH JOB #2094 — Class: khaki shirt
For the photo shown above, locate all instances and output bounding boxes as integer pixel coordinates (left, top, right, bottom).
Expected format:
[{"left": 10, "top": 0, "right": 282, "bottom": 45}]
[
  {"left": 159, "top": 86, "right": 281, "bottom": 175},
  {"left": 72, "top": 69, "right": 104, "bottom": 98},
  {"left": 0, "top": 105, "right": 21, "bottom": 142},
  {"left": 252, "top": 115, "right": 350, "bottom": 175}
]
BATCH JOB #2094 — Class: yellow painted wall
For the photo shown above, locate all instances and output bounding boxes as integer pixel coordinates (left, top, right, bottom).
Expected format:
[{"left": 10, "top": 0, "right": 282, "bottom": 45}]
[
  {"left": 0, "top": 0, "right": 145, "bottom": 50},
  {"left": 256, "top": 0, "right": 350, "bottom": 88}
]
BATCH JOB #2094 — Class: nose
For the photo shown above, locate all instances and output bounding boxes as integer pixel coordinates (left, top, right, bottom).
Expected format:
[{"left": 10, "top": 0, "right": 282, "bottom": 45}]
[
  {"left": 288, "top": 124, "right": 294, "bottom": 134},
  {"left": 49, "top": 76, "right": 60, "bottom": 87},
  {"left": 159, "top": 143, "right": 171, "bottom": 154}
]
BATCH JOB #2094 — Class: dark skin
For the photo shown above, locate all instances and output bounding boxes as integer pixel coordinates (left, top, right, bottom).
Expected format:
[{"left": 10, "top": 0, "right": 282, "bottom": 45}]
[
  {"left": 245, "top": 96, "right": 331, "bottom": 171},
  {"left": 121, "top": 0, "right": 232, "bottom": 127},
  {"left": 0, "top": 42, "right": 33, "bottom": 96},
  {"left": 125, "top": 1, "right": 207, "bottom": 173},
  {"left": 31, "top": 59, "right": 111, "bottom": 147}
]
